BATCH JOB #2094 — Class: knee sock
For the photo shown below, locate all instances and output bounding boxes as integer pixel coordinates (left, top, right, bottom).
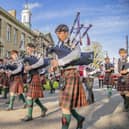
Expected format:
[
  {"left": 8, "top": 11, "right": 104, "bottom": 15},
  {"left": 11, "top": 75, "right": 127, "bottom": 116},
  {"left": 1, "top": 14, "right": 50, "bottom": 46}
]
[
  {"left": 125, "top": 96, "right": 129, "bottom": 110},
  {"left": 121, "top": 94, "right": 126, "bottom": 100},
  {"left": 27, "top": 99, "right": 33, "bottom": 118},
  {"left": 2, "top": 88, "right": 8, "bottom": 98},
  {"left": 62, "top": 114, "right": 71, "bottom": 129},
  {"left": 0, "top": 87, "right": 2, "bottom": 94},
  {"left": 121, "top": 94, "right": 126, "bottom": 107},
  {"left": 19, "top": 94, "right": 26, "bottom": 104},
  {"left": 71, "top": 109, "right": 83, "bottom": 122},
  {"left": 34, "top": 98, "right": 47, "bottom": 111},
  {"left": 8, "top": 96, "right": 15, "bottom": 109}
]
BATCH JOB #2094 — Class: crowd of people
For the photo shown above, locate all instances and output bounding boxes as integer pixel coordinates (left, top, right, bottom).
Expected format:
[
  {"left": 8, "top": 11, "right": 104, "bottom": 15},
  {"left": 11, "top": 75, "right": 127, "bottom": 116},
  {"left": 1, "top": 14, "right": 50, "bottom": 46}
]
[{"left": 0, "top": 24, "right": 129, "bottom": 129}]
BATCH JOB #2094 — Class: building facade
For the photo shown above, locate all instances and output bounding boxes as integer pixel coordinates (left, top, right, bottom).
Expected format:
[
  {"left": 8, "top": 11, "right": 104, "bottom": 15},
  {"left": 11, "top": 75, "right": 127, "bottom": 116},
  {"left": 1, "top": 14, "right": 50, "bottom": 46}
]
[{"left": 0, "top": 7, "right": 54, "bottom": 58}]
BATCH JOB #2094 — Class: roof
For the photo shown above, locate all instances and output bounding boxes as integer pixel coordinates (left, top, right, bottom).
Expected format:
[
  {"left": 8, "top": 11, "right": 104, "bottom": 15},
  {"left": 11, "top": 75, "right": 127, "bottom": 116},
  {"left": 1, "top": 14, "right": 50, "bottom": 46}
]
[{"left": 0, "top": 6, "right": 36, "bottom": 36}]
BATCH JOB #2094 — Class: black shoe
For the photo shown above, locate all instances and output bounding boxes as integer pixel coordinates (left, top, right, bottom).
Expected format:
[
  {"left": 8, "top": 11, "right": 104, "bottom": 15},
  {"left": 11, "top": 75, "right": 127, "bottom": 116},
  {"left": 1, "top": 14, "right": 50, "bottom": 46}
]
[
  {"left": 22, "top": 116, "right": 33, "bottom": 122},
  {"left": 23, "top": 103, "right": 27, "bottom": 109},
  {"left": 41, "top": 108, "right": 48, "bottom": 117},
  {"left": 123, "top": 107, "right": 129, "bottom": 112},
  {"left": 76, "top": 117, "right": 85, "bottom": 129},
  {"left": 6, "top": 107, "right": 13, "bottom": 111}
]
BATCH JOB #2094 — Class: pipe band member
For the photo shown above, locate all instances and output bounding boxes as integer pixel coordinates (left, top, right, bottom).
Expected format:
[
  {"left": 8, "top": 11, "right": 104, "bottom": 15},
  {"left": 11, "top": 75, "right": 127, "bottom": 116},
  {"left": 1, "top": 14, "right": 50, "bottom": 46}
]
[
  {"left": 51, "top": 24, "right": 88, "bottom": 129},
  {"left": 117, "top": 48, "right": 129, "bottom": 111},
  {"left": 22, "top": 43, "right": 49, "bottom": 121},
  {"left": 6, "top": 50, "right": 26, "bottom": 110}
]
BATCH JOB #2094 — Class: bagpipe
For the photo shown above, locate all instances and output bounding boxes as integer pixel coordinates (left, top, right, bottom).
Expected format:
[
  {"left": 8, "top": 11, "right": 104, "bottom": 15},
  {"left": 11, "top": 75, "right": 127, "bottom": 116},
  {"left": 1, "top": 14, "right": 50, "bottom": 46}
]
[
  {"left": 0, "top": 60, "right": 22, "bottom": 81},
  {"left": 0, "top": 61, "right": 18, "bottom": 72},
  {"left": 105, "top": 63, "right": 114, "bottom": 73},
  {"left": 47, "top": 12, "right": 93, "bottom": 66},
  {"left": 118, "top": 62, "right": 129, "bottom": 85},
  {"left": 22, "top": 54, "right": 51, "bottom": 83},
  {"left": 47, "top": 46, "right": 94, "bottom": 66}
]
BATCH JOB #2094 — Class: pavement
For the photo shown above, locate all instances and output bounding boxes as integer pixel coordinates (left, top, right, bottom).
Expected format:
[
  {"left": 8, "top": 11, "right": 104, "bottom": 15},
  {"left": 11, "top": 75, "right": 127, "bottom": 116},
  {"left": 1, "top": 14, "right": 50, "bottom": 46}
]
[{"left": 0, "top": 79, "right": 129, "bottom": 129}]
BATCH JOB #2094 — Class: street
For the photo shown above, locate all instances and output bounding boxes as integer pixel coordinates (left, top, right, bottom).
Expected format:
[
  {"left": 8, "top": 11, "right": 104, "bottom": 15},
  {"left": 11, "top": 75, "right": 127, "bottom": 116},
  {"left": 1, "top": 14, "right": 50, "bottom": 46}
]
[{"left": 0, "top": 79, "right": 129, "bottom": 129}]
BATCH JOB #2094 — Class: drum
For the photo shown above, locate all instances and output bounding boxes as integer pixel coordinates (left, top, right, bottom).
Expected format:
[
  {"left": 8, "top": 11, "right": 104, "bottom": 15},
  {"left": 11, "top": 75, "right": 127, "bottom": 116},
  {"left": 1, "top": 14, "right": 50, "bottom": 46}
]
[{"left": 98, "top": 74, "right": 104, "bottom": 80}]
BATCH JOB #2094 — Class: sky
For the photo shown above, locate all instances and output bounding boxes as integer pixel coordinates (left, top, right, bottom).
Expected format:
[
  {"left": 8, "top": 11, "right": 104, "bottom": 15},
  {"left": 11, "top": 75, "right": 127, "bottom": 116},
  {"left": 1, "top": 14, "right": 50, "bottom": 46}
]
[{"left": 0, "top": 0, "right": 129, "bottom": 59}]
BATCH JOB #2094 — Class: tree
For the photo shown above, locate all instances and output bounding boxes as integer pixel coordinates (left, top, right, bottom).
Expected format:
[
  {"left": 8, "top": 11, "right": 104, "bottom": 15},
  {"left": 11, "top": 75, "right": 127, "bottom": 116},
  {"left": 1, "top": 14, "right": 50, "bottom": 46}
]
[{"left": 82, "top": 41, "right": 105, "bottom": 68}]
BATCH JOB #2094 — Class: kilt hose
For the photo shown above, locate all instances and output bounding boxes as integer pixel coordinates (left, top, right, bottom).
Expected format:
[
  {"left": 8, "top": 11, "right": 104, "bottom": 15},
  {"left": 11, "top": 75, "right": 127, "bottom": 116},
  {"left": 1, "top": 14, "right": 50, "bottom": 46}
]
[
  {"left": 10, "top": 75, "right": 24, "bottom": 94},
  {"left": 2, "top": 73, "right": 9, "bottom": 88},
  {"left": 27, "top": 74, "right": 43, "bottom": 99},
  {"left": 59, "top": 69, "right": 88, "bottom": 109},
  {"left": 104, "top": 72, "right": 113, "bottom": 85},
  {"left": 117, "top": 74, "right": 129, "bottom": 91}
]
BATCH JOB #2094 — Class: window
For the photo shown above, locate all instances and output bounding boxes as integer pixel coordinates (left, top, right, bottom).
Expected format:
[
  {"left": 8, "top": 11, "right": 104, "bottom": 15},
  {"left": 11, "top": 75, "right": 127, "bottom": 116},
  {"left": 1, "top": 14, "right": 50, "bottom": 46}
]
[
  {"left": 6, "top": 24, "right": 11, "bottom": 41},
  {"left": 20, "top": 33, "right": 25, "bottom": 50},
  {"left": 6, "top": 51, "right": 10, "bottom": 57},
  {"left": 14, "top": 28, "right": 17, "bottom": 44},
  {"left": 27, "top": 37, "right": 31, "bottom": 43},
  {"left": 0, "top": 44, "right": 4, "bottom": 57},
  {"left": 23, "top": 15, "right": 26, "bottom": 22},
  {"left": 0, "top": 19, "right": 1, "bottom": 38}
]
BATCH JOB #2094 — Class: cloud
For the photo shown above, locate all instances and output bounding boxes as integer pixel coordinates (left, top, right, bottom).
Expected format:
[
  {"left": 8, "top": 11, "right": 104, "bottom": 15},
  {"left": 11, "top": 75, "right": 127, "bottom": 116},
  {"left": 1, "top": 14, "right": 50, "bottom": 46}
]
[
  {"left": 90, "top": 15, "right": 129, "bottom": 34},
  {"left": 118, "top": 0, "right": 129, "bottom": 5},
  {"left": 28, "top": 2, "right": 42, "bottom": 10},
  {"left": 32, "top": 9, "right": 77, "bottom": 22},
  {"left": 32, "top": 2, "right": 129, "bottom": 23}
]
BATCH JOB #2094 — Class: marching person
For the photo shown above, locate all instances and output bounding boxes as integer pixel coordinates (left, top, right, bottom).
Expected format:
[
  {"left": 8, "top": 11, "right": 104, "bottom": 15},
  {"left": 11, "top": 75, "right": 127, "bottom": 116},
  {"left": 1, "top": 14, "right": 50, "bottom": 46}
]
[
  {"left": 117, "top": 48, "right": 129, "bottom": 111},
  {"left": 98, "top": 64, "right": 104, "bottom": 88},
  {"left": 51, "top": 24, "right": 88, "bottom": 129},
  {"left": 22, "top": 43, "right": 48, "bottom": 121},
  {"left": 6, "top": 50, "right": 26, "bottom": 110},
  {"left": 0, "top": 58, "right": 9, "bottom": 99},
  {"left": 104, "top": 57, "right": 114, "bottom": 97},
  {"left": 0, "top": 59, "right": 4, "bottom": 96},
  {"left": 1, "top": 58, "right": 10, "bottom": 99}
]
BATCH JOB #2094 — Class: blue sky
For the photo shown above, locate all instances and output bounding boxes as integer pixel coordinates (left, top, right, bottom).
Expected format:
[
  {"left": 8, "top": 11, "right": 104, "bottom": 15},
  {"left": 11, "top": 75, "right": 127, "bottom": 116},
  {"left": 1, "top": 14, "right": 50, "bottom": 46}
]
[{"left": 0, "top": 0, "right": 129, "bottom": 59}]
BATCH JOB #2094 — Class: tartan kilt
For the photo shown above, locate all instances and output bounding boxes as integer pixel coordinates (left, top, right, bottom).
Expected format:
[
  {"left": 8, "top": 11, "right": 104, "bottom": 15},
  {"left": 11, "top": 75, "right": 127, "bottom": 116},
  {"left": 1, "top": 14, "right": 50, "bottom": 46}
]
[
  {"left": 103, "top": 72, "right": 113, "bottom": 85},
  {"left": 117, "top": 74, "right": 129, "bottom": 91},
  {"left": 1, "top": 73, "right": 9, "bottom": 88},
  {"left": 10, "top": 76, "right": 24, "bottom": 94},
  {"left": 111, "top": 74, "right": 120, "bottom": 86},
  {"left": 27, "top": 74, "right": 43, "bottom": 99},
  {"left": 0, "top": 73, "right": 3, "bottom": 87},
  {"left": 59, "top": 69, "right": 88, "bottom": 109}
]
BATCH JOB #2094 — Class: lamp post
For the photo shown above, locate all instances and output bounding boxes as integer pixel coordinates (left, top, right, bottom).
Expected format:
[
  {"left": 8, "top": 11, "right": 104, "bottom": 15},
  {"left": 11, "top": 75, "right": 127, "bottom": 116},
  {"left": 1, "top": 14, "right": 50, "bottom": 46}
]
[{"left": 126, "top": 35, "right": 128, "bottom": 56}]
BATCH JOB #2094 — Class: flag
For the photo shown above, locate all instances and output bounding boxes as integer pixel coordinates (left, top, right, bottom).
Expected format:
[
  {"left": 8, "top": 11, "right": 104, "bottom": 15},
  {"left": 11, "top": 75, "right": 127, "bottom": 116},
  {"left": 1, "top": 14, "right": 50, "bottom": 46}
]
[{"left": 87, "top": 33, "right": 90, "bottom": 45}]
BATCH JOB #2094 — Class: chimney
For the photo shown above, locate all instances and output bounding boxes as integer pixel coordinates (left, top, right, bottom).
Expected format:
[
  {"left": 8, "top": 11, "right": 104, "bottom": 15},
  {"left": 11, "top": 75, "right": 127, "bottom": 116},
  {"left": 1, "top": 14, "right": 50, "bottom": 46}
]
[{"left": 8, "top": 10, "right": 16, "bottom": 18}]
